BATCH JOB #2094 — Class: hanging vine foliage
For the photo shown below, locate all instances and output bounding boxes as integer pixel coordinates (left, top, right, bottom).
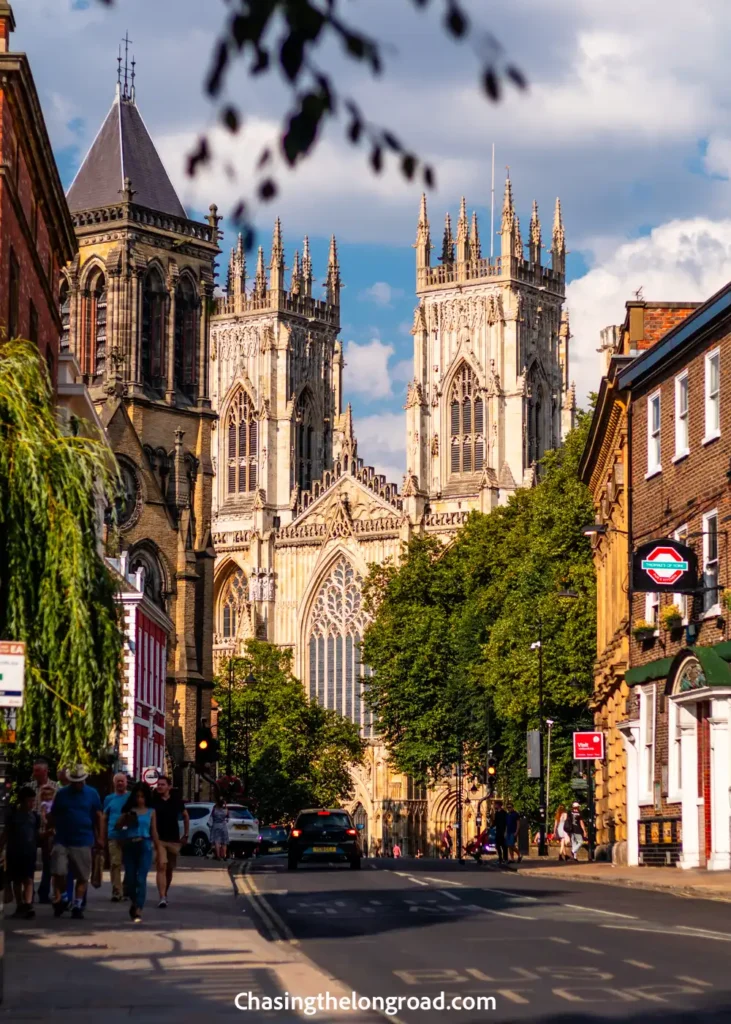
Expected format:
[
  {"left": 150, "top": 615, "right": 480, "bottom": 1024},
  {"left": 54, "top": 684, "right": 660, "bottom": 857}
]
[{"left": 0, "top": 339, "right": 123, "bottom": 765}]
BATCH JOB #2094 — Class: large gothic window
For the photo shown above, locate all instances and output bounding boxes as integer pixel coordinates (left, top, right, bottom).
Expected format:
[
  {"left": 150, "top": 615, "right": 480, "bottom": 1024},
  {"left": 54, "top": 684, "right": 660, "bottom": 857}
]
[
  {"left": 174, "top": 276, "right": 198, "bottom": 396},
  {"left": 307, "top": 557, "right": 373, "bottom": 736},
  {"left": 294, "top": 391, "right": 315, "bottom": 492},
  {"left": 59, "top": 280, "right": 70, "bottom": 353},
  {"left": 220, "top": 569, "right": 248, "bottom": 639},
  {"left": 83, "top": 270, "right": 106, "bottom": 382},
  {"left": 226, "top": 390, "right": 258, "bottom": 495},
  {"left": 449, "top": 364, "right": 484, "bottom": 475},
  {"left": 141, "top": 267, "right": 166, "bottom": 391}
]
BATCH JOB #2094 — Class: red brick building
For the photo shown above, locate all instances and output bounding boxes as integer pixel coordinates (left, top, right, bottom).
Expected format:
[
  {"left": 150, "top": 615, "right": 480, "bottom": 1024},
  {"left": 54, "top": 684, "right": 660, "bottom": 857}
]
[
  {"left": 618, "top": 283, "right": 731, "bottom": 870},
  {"left": 0, "top": 2, "right": 76, "bottom": 380}
]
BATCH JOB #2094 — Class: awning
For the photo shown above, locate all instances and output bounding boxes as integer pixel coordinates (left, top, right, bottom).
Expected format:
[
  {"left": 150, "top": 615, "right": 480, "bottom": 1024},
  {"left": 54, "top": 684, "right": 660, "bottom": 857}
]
[
  {"left": 695, "top": 645, "right": 731, "bottom": 687},
  {"left": 625, "top": 658, "right": 674, "bottom": 686},
  {"left": 626, "top": 643, "right": 731, "bottom": 688}
]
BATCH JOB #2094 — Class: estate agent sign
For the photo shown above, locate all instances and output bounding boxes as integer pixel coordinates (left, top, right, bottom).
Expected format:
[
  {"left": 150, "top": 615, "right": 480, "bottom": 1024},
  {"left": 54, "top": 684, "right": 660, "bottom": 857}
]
[{"left": 632, "top": 538, "right": 698, "bottom": 593}]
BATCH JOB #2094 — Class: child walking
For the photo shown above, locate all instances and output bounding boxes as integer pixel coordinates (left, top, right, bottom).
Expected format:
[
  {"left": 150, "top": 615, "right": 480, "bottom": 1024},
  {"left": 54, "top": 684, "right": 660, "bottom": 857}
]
[{"left": 1, "top": 787, "right": 41, "bottom": 918}]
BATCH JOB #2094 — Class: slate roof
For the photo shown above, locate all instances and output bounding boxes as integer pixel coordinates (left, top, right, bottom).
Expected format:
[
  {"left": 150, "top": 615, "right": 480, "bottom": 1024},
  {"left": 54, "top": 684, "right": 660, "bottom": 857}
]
[{"left": 66, "top": 91, "right": 186, "bottom": 218}]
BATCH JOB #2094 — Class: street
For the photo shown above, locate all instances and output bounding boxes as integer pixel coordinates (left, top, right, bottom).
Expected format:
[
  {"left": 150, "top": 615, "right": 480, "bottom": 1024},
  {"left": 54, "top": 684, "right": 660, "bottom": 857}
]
[{"left": 237, "top": 856, "right": 731, "bottom": 1022}]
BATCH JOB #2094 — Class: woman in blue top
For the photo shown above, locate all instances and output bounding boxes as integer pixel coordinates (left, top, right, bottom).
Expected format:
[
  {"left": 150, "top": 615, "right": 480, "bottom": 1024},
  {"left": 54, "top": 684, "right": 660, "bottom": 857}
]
[{"left": 114, "top": 783, "right": 161, "bottom": 922}]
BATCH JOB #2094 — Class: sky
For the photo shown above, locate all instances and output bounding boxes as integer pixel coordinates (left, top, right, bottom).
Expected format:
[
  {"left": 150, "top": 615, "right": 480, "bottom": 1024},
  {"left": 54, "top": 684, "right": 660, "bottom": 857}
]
[{"left": 17, "top": 0, "right": 731, "bottom": 483}]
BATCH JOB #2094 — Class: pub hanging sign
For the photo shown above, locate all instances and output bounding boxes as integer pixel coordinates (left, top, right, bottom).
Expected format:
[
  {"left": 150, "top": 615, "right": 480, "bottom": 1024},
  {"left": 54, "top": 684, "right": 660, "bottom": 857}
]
[{"left": 632, "top": 538, "right": 698, "bottom": 594}]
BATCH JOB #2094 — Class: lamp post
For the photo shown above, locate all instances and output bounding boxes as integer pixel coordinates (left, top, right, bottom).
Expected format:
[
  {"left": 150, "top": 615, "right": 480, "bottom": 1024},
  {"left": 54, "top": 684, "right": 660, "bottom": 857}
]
[{"left": 546, "top": 718, "right": 554, "bottom": 825}]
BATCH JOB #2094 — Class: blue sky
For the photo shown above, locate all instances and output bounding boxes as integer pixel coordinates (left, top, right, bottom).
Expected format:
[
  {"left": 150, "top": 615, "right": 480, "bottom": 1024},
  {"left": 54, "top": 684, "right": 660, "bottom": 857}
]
[{"left": 19, "top": 0, "right": 731, "bottom": 481}]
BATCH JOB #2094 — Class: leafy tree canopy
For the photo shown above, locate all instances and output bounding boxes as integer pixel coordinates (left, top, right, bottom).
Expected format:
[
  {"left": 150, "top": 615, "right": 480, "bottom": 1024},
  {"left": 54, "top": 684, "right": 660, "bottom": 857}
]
[
  {"left": 362, "top": 414, "right": 596, "bottom": 814},
  {"left": 214, "top": 640, "right": 366, "bottom": 823},
  {"left": 0, "top": 340, "right": 123, "bottom": 766}
]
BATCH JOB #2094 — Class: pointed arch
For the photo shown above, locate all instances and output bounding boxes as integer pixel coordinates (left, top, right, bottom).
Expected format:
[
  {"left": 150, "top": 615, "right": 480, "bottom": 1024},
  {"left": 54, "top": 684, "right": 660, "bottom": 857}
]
[
  {"left": 446, "top": 360, "right": 484, "bottom": 477},
  {"left": 174, "top": 271, "right": 199, "bottom": 396},
  {"left": 224, "top": 386, "right": 258, "bottom": 496},
  {"left": 128, "top": 541, "right": 170, "bottom": 612},
  {"left": 141, "top": 264, "right": 167, "bottom": 391},
  {"left": 216, "top": 565, "right": 248, "bottom": 639},
  {"left": 80, "top": 264, "right": 107, "bottom": 381},
  {"left": 293, "top": 386, "right": 316, "bottom": 493}
]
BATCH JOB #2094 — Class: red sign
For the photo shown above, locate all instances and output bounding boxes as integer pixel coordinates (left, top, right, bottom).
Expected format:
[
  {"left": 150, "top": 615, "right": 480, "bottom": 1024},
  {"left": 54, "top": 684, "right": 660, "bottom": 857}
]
[
  {"left": 573, "top": 731, "right": 604, "bottom": 760},
  {"left": 640, "top": 546, "right": 688, "bottom": 587}
]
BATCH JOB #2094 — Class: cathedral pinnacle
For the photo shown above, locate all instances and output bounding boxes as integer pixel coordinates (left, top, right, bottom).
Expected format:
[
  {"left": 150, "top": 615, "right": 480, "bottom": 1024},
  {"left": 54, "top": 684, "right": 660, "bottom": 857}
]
[
  {"left": 227, "top": 232, "right": 246, "bottom": 301},
  {"left": 326, "top": 235, "right": 341, "bottom": 304},
  {"left": 551, "top": 197, "right": 566, "bottom": 274},
  {"left": 456, "top": 197, "right": 468, "bottom": 262},
  {"left": 270, "top": 217, "right": 284, "bottom": 266},
  {"left": 529, "top": 200, "right": 542, "bottom": 265},
  {"left": 291, "top": 250, "right": 302, "bottom": 295},
  {"left": 513, "top": 215, "right": 523, "bottom": 260},
  {"left": 253, "top": 245, "right": 267, "bottom": 298},
  {"left": 469, "top": 211, "right": 481, "bottom": 261},
  {"left": 302, "top": 235, "right": 313, "bottom": 297},
  {"left": 500, "top": 175, "right": 515, "bottom": 231},
  {"left": 440, "top": 212, "right": 454, "bottom": 264}
]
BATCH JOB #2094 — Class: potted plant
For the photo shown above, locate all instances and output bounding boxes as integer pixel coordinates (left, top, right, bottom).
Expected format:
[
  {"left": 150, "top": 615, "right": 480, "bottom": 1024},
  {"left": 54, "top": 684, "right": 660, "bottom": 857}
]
[
  {"left": 721, "top": 589, "right": 731, "bottom": 613},
  {"left": 632, "top": 619, "right": 656, "bottom": 642},
  {"left": 660, "top": 604, "right": 683, "bottom": 631}
]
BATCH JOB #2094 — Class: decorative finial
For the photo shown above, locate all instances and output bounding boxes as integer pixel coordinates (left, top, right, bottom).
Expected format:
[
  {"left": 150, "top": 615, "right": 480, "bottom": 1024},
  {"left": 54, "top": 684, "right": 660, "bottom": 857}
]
[
  {"left": 469, "top": 211, "right": 481, "bottom": 261},
  {"left": 120, "top": 31, "right": 133, "bottom": 101},
  {"left": 440, "top": 212, "right": 454, "bottom": 264}
]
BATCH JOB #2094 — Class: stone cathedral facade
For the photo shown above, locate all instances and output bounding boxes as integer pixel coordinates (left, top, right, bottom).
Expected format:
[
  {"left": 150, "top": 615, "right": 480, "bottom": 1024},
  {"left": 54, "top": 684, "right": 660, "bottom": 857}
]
[{"left": 211, "top": 181, "right": 573, "bottom": 853}]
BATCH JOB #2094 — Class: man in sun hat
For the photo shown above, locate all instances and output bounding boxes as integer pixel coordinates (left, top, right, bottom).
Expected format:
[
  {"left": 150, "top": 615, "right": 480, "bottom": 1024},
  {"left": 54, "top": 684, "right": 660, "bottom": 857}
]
[{"left": 49, "top": 764, "right": 102, "bottom": 920}]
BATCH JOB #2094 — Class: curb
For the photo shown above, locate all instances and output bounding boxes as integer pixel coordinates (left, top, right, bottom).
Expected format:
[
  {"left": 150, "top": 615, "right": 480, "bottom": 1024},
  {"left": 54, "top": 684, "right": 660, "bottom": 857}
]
[{"left": 517, "top": 867, "right": 731, "bottom": 903}]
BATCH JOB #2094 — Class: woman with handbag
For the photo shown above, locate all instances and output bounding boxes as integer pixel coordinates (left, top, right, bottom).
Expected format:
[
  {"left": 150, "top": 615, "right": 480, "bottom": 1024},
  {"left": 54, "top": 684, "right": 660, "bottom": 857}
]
[
  {"left": 114, "top": 783, "right": 161, "bottom": 923},
  {"left": 554, "top": 804, "right": 568, "bottom": 861}
]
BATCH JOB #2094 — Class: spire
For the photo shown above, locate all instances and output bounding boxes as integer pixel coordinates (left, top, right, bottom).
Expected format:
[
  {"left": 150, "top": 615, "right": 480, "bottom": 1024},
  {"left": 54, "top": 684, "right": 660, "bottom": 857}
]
[
  {"left": 551, "top": 197, "right": 566, "bottom": 274},
  {"left": 253, "top": 245, "right": 267, "bottom": 298},
  {"left": 440, "top": 212, "right": 454, "bottom": 264},
  {"left": 500, "top": 175, "right": 515, "bottom": 232},
  {"left": 529, "top": 200, "right": 542, "bottom": 265},
  {"left": 326, "top": 235, "right": 341, "bottom": 304},
  {"left": 415, "top": 192, "right": 431, "bottom": 271},
  {"left": 302, "top": 235, "right": 313, "bottom": 297},
  {"left": 228, "top": 232, "right": 245, "bottom": 306},
  {"left": 513, "top": 215, "right": 523, "bottom": 260},
  {"left": 469, "top": 211, "right": 481, "bottom": 262},
  {"left": 269, "top": 217, "right": 285, "bottom": 291},
  {"left": 291, "top": 249, "right": 302, "bottom": 295},
  {"left": 500, "top": 175, "right": 516, "bottom": 260},
  {"left": 456, "top": 196, "right": 468, "bottom": 263}
]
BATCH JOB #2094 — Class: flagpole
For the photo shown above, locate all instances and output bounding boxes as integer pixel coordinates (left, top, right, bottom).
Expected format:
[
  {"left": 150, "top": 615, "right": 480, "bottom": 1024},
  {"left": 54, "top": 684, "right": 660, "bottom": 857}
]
[{"left": 490, "top": 143, "right": 495, "bottom": 259}]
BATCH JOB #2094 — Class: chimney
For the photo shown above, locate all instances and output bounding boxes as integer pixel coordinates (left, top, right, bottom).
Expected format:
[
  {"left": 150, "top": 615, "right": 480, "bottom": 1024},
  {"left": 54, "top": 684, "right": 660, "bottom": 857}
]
[{"left": 0, "top": 2, "right": 16, "bottom": 53}]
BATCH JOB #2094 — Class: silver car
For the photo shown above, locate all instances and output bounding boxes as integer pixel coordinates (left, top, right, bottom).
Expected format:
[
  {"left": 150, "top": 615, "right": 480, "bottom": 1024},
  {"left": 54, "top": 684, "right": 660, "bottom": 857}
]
[{"left": 181, "top": 802, "right": 259, "bottom": 857}]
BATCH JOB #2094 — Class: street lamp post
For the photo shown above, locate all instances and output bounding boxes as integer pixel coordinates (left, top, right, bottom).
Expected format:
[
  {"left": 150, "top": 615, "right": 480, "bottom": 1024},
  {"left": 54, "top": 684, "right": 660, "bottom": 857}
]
[{"left": 546, "top": 718, "right": 555, "bottom": 826}]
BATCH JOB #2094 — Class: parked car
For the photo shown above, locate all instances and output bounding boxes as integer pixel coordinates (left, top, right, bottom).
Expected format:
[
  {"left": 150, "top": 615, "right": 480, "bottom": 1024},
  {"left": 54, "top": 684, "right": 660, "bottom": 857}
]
[
  {"left": 287, "top": 808, "right": 361, "bottom": 870},
  {"left": 180, "top": 802, "right": 259, "bottom": 858},
  {"left": 255, "top": 825, "right": 290, "bottom": 856}
]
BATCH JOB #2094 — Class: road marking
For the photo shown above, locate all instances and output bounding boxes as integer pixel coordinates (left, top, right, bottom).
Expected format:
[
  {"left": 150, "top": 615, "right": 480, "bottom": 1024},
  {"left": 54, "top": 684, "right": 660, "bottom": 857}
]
[
  {"left": 496, "top": 988, "right": 530, "bottom": 1004},
  {"left": 676, "top": 975, "right": 712, "bottom": 987},
  {"left": 369, "top": 863, "right": 378, "bottom": 869},
  {"left": 423, "top": 876, "right": 464, "bottom": 887},
  {"left": 439, "top": 890, "right": 462, "bottom": 902},
  {"left": 577, "top": 946, "right": 604, "bottom": 955},
  {"left": 369, "top": 899, "right": 383, "bottom": 905},
  {"left": 602, "top": 923, "right": 731, "bottom": 943},
  {"left": 466, "top": 903, "right": 537, "bottom": 920},
  {"left": 563, "top": 904, "right": 637, "bottom": 919},
  {"left": 625, "top": 960, "right": 654, "bottom": 970},
  {"left": 488, "top": 888, "right": 538, "bottom": 901},
  {"left": 549, "top": 937, "right": 571, "bottom": 945}
]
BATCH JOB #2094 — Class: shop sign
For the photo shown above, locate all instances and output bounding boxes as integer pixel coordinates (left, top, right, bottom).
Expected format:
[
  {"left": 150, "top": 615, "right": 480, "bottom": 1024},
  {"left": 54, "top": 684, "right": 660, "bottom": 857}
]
[{"left": 632, "top": 539, "right": 697, "bottom": 593}]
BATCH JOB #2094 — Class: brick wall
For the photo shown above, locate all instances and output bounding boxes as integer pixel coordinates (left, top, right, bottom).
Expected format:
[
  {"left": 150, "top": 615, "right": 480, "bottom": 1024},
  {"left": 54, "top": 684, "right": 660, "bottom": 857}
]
[{"left": 640, "top": 306, "right": 698, "bottom": 349}]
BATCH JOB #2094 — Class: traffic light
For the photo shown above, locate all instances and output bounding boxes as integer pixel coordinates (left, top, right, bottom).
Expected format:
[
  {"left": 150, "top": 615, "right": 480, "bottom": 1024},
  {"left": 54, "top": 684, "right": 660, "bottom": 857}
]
[
  {"left": 195, "top": 724, "right": 214, "bottom": 773},
  {"left": 486, "top": 756, "right": 498, "bottom": 795}
]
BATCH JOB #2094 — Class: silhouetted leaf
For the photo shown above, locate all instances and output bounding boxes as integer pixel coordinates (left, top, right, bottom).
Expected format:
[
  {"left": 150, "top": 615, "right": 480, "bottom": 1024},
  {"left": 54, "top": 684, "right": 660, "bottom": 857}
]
[
  {"left": 282, "top": 92, "right": 327, "bottom": 165},
  {"left": 371, "top": 146, "right": 383, "bottom": 173},
  {"left": 206, "top": 41, "right": 228, "bottom": 97},
  {"left": 259, "top": 179, "right": 277, "bottom": 201},
  {"left": 383, "top": 131, "right": 401, "bottom": 151},
  {"left": 344, "top": 33, "right": 366, "bottom": 58},
  {"left": 483, "top": 69, "right": 500, "bottom": 101},
  {"left": 186, "top": 136, "right": 210, "bottom": 177},
  {"left": 506, "top": 65, "right": 527, "bottom": 90},
  {"left": 280, "top": 35, "right": 305, "bottom": 82},
  {"left": 222, "top": 106, "right": 240, "bottom": 132},
  {"left": 348, "top": 118, "right": 362, "bottom": 144},
  {"left": 401, "top": 154, "right": 416, "bottom": 180},
  {"left": 445, "top": 3, "right": 467, "bottom": 37},
  {"left": 251, "top": 48, "right": 269, "bottom": 74},
  {"left": 423, "top": 165, "right": 435, "bottom": 188}
]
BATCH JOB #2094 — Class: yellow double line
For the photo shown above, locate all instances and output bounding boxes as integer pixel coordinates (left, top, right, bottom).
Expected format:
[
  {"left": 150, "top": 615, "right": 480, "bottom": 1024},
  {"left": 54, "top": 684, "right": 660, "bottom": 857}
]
[{"left": 235, "top": 861, "right": 299, "bottom": 945}]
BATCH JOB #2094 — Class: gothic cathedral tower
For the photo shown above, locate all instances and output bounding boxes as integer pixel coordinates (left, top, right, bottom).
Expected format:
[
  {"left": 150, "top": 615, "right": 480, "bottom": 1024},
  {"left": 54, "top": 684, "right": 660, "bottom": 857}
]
[
  {"left": 61, "top": 68, "right": 220, "bottom": 793},
  {"left": 406, "top": 182, "right": 574, "bottom": 516}
]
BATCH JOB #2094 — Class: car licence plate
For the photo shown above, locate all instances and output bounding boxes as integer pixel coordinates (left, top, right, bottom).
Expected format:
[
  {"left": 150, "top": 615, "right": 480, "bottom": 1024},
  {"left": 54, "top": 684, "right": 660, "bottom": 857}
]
[
  {"left": 234, "top": 824, "right": 251, "bottom": 831},
  {"left": 313, "top": 845, "right": 337, "bottom": 853},
  {"left": 269, "top": 846, "right": 282, "bottom": 853}
]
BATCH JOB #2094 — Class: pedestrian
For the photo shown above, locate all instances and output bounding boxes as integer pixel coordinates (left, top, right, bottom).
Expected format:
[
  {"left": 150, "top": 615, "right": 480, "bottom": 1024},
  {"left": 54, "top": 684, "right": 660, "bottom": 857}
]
[
  {"left": 27, "top": 757, "right": 58, "bottom": 904},
  {"left": 392, "top": 842, "right": 402, "bottom": 859},
  {"left": 49, "top": 764, "right": 102, "bottom": 920},
  {"left": 102, "top": 773, "right": 129, "bottom": 901},
  {"left": 440, "top": 825, "right": 453, "bottom": 859},
  {"left": 153, "top": 775, "right": 189, "bottom": 908},
  {"left": 415, "top": 849, "right": 423, "bottom": 859},
  {"left": 210, "top": 794, "right": 229, "bottom": 860},
  {"left": 565, "top": 802, "right": 587, "bottom": 860},
  {"left": 115, "top": 783, "right": 161, "bottom": 923},
  {"left": 554, "top": 804, "right": 569, "bottom": 861},
  {"left": 493, "top": 800, "right": 508, "bottom": 865},
  {"left": 0, "top": 786, "right": 41, "bottom": 918},
  {"left": 506, "top": 803, "right": 521, "bottom": 863}
]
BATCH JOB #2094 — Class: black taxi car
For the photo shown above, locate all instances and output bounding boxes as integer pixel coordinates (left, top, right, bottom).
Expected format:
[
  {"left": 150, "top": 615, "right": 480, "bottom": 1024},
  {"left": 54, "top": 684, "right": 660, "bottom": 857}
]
[{"left": 287, "top": 808, "right": 361, "bottom": 870}]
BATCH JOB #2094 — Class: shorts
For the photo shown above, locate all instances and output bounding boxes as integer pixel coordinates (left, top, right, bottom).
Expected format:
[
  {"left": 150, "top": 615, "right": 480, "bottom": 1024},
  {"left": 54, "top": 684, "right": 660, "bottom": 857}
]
[
  {"left": 7, "top": 853, "right": 35, "bottom": 883},
  {"left": 51, "top": 844, "right": 92, "bottom": 882},
  {"left": 155, "top": 841, "right": 181, "bottom": 869}
]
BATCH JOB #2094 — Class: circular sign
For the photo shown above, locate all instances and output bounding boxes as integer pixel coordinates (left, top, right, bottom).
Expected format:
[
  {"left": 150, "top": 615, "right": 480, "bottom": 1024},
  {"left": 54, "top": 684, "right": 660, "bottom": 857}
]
[
  {"left": 141, "top": 766, "right": 160, "bottom": 788},
  {"left": 640, "top": 546, "right": 689, "bottom": 587}
]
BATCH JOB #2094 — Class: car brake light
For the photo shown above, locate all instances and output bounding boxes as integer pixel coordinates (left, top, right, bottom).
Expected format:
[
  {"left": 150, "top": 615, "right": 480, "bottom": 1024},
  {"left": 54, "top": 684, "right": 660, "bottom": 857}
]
[
  {"left": 291, "top": 829, "right": 302, "bottom": 837},
  {"left": 317, "top": 810, "right": 330, "bottom": 816},
  {"left": 346, "top": 828, "right": 357, "bottom": 836}
]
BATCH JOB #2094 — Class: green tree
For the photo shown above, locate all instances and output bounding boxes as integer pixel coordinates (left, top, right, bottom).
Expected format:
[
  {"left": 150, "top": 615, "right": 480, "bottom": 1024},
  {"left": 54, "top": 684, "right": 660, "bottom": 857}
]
[
  {"left": 215, "top": 640, "right": 365, "bottom": 822},
  {"left": 362, "top": 414, "right": 596, "bottom": 812},
  {"left": 0, "top": 340, "right": 123, "bottom": 765}
]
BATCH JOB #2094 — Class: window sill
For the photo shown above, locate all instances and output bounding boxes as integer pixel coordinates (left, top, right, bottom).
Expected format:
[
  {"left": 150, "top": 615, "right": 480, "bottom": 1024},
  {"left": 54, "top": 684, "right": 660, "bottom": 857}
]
[
  {"left": 702, "top": 430, "right": 721, "bottom": 446},
  {"left": 702, "top": 605, "right": 721, "bottom": 620},
  {"left": 645, "top": 466, "right": 662, "bottom": 480},
  {"left": 672, "top": 449, "right": 690, "bottom": 464}
]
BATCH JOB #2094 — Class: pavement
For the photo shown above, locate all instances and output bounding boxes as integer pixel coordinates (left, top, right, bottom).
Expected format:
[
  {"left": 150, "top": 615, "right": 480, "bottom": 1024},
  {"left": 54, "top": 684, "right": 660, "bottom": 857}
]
[{"left": 4, "top": 853, "right": 731, "bottom": 1022}]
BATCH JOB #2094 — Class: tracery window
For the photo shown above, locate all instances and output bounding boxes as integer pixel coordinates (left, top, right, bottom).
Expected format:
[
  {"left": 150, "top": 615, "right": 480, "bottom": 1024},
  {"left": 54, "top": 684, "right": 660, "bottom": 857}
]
[
  {"left": 307, "top": 557, "right": 373, "bottom": 736},
  {"left": 141, "top": 267, "right": 166, "bottom": 390},
  {"left": 220, "top": 569, "right": 248, "bottom": 639},
  {"left": 83, "top": 269, "right": 106, "bottom": 381},
  {"left": 294, "top": 391, "right": 315, "bottom": 492},
  {"left": 226, "top": 390, "right": 258, "bottom": 495},
  {"left": 174, "top": 276, "right": 198, "bottom": 396},
  {"left": 449, "top": 364, "right": 484, "bottom": 475},
  {"left": 129, "top": 545, "right": 165, "bottom": 611}
]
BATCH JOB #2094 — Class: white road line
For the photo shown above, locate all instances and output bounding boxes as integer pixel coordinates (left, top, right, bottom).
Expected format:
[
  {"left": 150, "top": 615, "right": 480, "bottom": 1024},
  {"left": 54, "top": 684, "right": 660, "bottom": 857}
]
[
  {"left": 602, "top": 923, "right": 731, "bottom": 943},
  {"left": 423, "top": 876, "right": 464, "bottom": 887},
  {"left": 496, "top": 989, "right": 530, "bottom": 1004},
  {"left": 466, "top": 903, "right": 537, "bottom": 920},
  {"left": 488, "top": 888, "right": 538, "bottom": 901},
  {"left": 677, "top": 975, "right": 713, "bottom": 987},
  {"left": 577, "top": 946, "right": 604, "bottom": 955},
  {"left": 624, "top": 960, "right": 654, "bottom": 970},
  {"left": 392, "top": 871, "right": 429, "bottom": 886},
  {"left": 369, "top": 900, "right": 383, "bottom": 906},
  {"left": 549, "top": 937, "right": 571, "bottom": 944},
  {"left": 563, "top": 903, "right": 638, "bottom": 920},
  {"left": 439, "top": 890, "right": 462, "bottom": 902}
]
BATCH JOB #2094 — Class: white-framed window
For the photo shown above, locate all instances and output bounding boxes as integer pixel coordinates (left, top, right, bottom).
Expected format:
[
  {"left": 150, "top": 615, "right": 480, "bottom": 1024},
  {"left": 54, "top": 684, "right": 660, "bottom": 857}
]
[
  {"left": 674, "top": 371, "right": 689, "bottom": 460},
  {"left": 645, "top": 591, "right": 659, "bottom": 629},
  {"left": 704, "top": 348, "right": 720, "bottom": 442},
  {"left": 702, "top": 509, "right": 719, "bottom": 613},
  {"left": 673, "top": 524, "right": 689, "bottom": 623},
  {"left": 647, "top": 390, "right": 661, "bottom": 476},
  {"left": 639, "top": 684, "right": 656, "bottom": 804},
  {"left": 667, "top": 698, "right": 683, "bottom": 804}
]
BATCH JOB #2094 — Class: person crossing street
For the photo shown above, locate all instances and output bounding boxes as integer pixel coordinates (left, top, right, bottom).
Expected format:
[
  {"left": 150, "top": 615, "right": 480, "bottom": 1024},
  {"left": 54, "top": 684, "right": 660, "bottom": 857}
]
[{"left": 153, "top": 776, "right": 189, "bottom": 908}]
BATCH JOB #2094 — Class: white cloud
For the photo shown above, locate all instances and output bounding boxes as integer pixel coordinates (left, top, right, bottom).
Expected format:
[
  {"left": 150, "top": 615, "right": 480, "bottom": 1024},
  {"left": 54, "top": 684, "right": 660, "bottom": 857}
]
[
  {"left": 353, "top": 412, "right": 406, "bottom": 485},
  {"left": 567, "top": 217, "right": 731, "bottom": 404},
  {"left": 358, "top": 282, "right": 405, "bottom": 307},
  {"left": 343, "top": 339, "right": 395, "bottom": 400}
]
